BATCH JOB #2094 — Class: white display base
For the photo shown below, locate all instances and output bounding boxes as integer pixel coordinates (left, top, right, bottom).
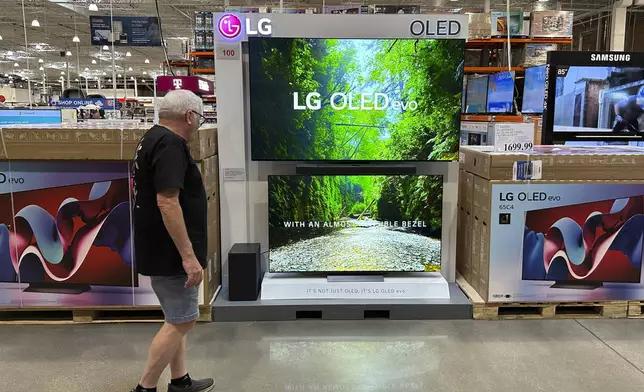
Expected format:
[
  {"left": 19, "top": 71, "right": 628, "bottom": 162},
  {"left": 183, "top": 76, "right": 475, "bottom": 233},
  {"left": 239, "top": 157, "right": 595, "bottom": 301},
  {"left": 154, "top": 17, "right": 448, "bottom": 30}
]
[{"left": 260, "top": 272, "right": 451, "bottom": 300}]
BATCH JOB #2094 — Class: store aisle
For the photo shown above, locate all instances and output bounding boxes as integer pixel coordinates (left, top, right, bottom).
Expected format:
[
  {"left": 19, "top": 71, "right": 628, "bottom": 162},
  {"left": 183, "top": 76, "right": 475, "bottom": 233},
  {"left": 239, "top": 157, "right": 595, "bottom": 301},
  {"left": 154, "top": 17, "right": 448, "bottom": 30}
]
[{"left": 1, "top": 319, "right": 644, "bottom": 392}]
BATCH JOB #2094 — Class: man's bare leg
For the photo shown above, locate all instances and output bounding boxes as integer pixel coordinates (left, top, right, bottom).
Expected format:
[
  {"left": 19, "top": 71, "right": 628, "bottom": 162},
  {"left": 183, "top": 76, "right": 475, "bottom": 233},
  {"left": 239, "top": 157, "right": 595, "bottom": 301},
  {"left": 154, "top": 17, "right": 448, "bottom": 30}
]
[
  {"left": 139, "top": 321, "right": 196, "bottom": 389},
  {"left": 170, "top": 335, "right": 188, "bottom": 379}
]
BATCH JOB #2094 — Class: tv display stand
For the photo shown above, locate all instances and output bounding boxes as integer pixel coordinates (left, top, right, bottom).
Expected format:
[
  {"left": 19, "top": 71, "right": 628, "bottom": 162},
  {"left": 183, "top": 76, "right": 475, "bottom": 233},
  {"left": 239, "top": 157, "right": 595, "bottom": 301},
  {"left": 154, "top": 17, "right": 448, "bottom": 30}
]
[
  {"left": 550, "top": 281, "right": 603, "bottom": 290},
  {"left": 23, "top": 283, "right": 92, "bottom": 295}
]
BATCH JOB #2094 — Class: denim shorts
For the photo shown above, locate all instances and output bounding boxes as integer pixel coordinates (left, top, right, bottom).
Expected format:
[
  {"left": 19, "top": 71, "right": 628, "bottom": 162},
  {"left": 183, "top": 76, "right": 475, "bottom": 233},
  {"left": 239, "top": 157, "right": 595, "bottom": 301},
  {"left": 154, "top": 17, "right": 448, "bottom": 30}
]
[{"left": 150, "top": 275, "right": 199, "bottom": 324}]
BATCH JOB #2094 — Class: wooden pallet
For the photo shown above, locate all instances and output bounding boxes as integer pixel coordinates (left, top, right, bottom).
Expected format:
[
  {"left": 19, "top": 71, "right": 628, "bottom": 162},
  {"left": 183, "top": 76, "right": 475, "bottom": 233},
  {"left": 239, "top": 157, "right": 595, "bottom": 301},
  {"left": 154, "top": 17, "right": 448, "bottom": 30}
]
[
  {"left": 0, "top": 305, "right": 212, "bottom": 325},
  {"left": 627, "top": 301, "right": 644, "bottom": 318},
  {"left": 456, "top": 274, "right": 628, "bottom": 320}
]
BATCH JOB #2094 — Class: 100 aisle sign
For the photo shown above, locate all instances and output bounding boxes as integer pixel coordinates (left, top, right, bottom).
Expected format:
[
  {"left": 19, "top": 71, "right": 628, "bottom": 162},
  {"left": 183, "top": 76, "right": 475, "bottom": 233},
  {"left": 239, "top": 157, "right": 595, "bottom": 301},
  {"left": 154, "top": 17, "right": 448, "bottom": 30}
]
[{"left": 216, "top": 44, "right": 240, "bottom": 60}]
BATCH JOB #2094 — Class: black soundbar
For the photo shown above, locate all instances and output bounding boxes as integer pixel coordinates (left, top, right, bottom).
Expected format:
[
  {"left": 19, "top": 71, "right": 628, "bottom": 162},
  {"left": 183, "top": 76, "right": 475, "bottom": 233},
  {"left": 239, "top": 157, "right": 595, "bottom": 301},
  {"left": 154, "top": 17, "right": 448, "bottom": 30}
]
[{"left": 295, "top": 164, "right": 417, "bottom": 175}]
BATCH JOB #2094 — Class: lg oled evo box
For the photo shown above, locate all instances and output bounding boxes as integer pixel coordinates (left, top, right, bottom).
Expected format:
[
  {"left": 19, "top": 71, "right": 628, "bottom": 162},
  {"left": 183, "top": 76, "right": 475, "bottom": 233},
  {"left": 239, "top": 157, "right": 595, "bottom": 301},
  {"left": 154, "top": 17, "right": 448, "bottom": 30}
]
[
  {"left": 459, "top": 145, "right": 644, "bottom": 181},
  {"left": 0, "top": 124, "right": 217, "bottom": 161},
  {"left": 0, "top": 160, "right": 218, "bottom": 307},
  {"left": 465, "top": 178, "right": 644, "bottom": 302}
]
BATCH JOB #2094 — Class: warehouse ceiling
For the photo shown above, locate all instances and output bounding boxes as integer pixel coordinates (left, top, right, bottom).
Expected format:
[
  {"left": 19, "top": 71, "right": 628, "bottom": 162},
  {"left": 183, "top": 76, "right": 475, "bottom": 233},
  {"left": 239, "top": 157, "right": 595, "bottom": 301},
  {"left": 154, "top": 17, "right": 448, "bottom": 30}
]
[{"left": 0, "top": 0, "right": 621, "bottom": 84}]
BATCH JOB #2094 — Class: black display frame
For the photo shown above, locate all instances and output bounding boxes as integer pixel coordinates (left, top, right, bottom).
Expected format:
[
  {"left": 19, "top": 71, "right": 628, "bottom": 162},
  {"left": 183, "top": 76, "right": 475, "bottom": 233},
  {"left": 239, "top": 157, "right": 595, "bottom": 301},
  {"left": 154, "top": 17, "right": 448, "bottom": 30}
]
[{"left": 542, "top": 51, "right": 644, "bottom": 145}]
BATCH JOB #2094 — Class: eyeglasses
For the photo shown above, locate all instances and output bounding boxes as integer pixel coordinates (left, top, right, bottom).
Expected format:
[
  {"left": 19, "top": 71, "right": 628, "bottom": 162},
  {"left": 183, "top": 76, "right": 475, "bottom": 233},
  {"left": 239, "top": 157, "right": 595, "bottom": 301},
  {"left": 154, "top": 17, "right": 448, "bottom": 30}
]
[{"left": 190, "top": 110, "right": 206, "bottom": 128}]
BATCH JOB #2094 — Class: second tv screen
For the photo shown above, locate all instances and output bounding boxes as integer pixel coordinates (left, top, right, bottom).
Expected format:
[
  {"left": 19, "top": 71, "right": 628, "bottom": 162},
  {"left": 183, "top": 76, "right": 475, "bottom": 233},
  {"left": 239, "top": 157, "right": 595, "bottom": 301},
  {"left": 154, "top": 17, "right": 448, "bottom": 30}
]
[
  {"left": 249, "top": 38, "right": 465, "bottom": 161},
  {"left": 268, "top": 175, "right": 443, "bottom": 273}
]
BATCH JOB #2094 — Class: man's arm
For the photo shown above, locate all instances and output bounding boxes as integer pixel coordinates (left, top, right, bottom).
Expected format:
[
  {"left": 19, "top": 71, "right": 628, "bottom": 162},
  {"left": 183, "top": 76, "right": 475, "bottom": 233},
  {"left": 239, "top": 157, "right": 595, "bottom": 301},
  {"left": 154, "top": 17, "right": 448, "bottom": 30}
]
[{"left": 157, "top": 188, "right": 203, "bottom": 288}]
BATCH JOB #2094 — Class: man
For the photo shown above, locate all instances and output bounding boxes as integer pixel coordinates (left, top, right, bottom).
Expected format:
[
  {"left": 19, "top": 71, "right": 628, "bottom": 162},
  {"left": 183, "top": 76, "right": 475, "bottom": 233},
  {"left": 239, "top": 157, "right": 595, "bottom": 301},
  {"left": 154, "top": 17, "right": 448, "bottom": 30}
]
[
  {"left": 131, "top": 89, "right": 213, "bottom": 392},
  {"left": 613, "top": 86, "right": 644, "bottom": 132}
]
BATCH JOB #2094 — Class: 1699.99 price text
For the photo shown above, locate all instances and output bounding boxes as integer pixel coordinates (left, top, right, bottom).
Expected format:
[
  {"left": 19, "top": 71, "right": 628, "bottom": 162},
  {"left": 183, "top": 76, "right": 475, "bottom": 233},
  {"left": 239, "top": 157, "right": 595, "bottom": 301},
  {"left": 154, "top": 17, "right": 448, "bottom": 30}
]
[{"left": 502, "top": 142, "right": 533, "bottom": 152}]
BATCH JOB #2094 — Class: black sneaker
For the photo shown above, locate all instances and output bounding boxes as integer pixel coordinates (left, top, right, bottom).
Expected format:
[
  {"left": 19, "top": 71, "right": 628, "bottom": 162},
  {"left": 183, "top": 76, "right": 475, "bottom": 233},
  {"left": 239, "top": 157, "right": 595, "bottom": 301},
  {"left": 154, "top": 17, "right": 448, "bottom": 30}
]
[{"left": 167, "top": 377, "right": 214, "bottom": 392}]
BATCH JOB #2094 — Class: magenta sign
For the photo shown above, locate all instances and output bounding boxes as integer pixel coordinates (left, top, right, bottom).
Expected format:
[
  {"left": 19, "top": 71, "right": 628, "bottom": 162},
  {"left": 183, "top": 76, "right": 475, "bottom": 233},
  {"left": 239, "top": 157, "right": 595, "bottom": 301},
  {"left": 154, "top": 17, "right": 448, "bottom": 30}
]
[
  {"left": 156, "top": 76, "right": 214, "bottom": 95},
  {"left": 217, "top": 14, "right": 243, "bottom": 40}
]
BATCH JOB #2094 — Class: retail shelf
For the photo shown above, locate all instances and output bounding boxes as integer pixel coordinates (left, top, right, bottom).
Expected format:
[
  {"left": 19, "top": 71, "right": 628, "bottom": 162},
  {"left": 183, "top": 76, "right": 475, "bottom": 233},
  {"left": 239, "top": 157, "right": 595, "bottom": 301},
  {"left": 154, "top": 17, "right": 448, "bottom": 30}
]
[
  {"left": 466, "top": 37, "right": 573, "bottom": 45},
  {"left": 461, "top": 114, "right": 540, "bottom": 122},
  {"left": 190, "top": 51, "right": 215, "bottom": 57},
  {"left": 193, "top": 68, "right": 215, "bottom": 74},
  {"left": 464, "top": 66, "right": 524, "bottom": 74}
]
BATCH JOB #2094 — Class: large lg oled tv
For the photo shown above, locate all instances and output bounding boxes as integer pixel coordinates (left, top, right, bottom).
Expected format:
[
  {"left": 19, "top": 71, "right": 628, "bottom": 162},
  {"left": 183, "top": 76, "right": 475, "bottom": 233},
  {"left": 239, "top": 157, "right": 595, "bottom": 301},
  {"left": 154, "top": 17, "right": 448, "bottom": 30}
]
[
  {"left": 268, "top": 174, "right": 443, "bottom": 273},
  {"left": 464, "top": 75, "right": 488, "bottom": 114},
  {"left": 0, "top": 180, "right": 134, "bottom": 293},
  {"left": 543, "top": 51, "right": 644, "bottom": 144},
  {"left": 522, "top": 197, "right": 644, "bottom": 288},
  {"left": 249, "top": 38, "right": 466, "bottom": 162},
  {"left": 487, "top": 71, "right": 515, "bottom": 113},
  {"left": 521, "top": 65, "right": 546, "bottom": 114}
]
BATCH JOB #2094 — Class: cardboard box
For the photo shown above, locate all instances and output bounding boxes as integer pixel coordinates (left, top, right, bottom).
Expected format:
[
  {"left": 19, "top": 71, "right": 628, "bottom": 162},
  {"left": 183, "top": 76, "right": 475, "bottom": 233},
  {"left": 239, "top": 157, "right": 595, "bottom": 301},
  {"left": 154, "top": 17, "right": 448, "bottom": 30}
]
[
  {"left": 462, "top": 176, "right": 644, "bottom": 302},
  {"left": 204, "top": 222, "right": 221, "bottom": 304},
  {"left": 0, "top": 124, "right": 217, "bottom": 161},
  {"left": 460, "top": 145, "right": 644, "bottom": 180},
  {"left": 530, "top": 11, "right": 573, "bottom": 38}
]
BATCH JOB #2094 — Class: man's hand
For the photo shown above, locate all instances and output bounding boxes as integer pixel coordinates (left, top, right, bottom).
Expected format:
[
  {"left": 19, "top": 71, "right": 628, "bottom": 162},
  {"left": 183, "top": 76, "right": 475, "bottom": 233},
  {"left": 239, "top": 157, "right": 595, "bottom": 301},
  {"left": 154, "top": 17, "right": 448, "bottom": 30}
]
[{"left": 183, "top": 256, "right": 204, "bottom": 288}]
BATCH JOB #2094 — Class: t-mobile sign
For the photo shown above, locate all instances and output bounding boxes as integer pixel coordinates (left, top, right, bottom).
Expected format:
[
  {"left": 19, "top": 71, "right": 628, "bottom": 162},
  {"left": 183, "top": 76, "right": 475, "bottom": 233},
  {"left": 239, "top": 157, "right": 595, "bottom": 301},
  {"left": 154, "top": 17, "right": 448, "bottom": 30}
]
[{"left": 156, "top": 76, "right": 214, "bottom": 95}]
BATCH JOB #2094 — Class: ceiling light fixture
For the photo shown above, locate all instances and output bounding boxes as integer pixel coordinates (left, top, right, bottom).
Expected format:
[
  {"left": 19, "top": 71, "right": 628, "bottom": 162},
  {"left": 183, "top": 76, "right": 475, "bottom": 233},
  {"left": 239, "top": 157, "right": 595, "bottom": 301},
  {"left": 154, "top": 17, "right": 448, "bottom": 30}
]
[
  {"left": 73, "top": 36, "right": 80, "bottom": 43},
  {"left": 144, "top": 58, "right": 150, "bottom": 64},
  {"left": 66, "top": 50, "right": 72, "bottom": 56},
  {"left": 131, "top": 76, "right": 135, "bottom": 80},
  {"left": 91, "top": 59, "right": 97, "bottom": 64},
  {"left": 128, "top": 66, "right": 132, "bottom": 71},
  {"left": 6, "top": 50, "right": 13, "bottom": 56},
  {"left": 61, "top": 71, "right": 65, "bottom": 75},
  {"left": 102, "top": 71, "right": 107, "bottom": 75},
  {"left": 142, "top": 71, "right": 147, "bottom": 75},
  {"left": 89, "top": 3, "right": 98, "bottom": 11},
  {"left": 74, "top": 78, "right": 79, "bottom": 82},
  {"left": 39, "top": 66, "right": 44, "bottom": 71},
  {"left": 31, "top": 19, "right": 40, "bottom": 27},
  {"left": 102, "top": 45, "right": 109, "bottom": 50},
  {"left": 13, "top": 62, "right": 18, "bottom": 67},
  {"left": 125, "top": 51, "right": 132, "bottom": 57},
  {"left": 35, "top": 44, "right": 42, "bottom": 50},
  {"left": 0, "top": 35, "right": 3, "bottom": 40},
  {"left": 84, "top": 67, "right": 89, "bottom": 71},
  {"left": 117, "top": 74, "right": 122, "bottom": 77},
  {"left": 38, "top": 58, "right": 43, "bottom": 63}
]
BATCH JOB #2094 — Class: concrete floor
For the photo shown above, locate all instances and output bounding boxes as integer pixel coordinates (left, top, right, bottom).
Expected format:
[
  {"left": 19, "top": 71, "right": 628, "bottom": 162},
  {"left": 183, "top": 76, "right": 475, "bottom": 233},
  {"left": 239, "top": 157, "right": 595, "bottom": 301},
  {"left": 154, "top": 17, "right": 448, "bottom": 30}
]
[{"left": 2, "top": 320, "right": 644, "bottom": 392}]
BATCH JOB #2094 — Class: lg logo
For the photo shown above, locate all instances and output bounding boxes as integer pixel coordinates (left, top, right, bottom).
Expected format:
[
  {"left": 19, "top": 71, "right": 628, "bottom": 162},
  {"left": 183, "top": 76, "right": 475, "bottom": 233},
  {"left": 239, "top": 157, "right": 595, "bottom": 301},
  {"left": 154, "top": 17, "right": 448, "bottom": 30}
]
[{"left": 216, "top": 14, "right": 272, "bottom": 40}]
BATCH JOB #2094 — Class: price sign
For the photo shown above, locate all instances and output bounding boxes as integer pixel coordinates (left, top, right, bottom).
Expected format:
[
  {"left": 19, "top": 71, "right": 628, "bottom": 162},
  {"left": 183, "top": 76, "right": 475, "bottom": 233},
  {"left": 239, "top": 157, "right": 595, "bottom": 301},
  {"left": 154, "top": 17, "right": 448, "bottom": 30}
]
[
  {"left": 216, "top": 44, "right": 241, "bottom": 60},
  {"left": 493, "top": 123, "right": 535, "bottom": 153}
]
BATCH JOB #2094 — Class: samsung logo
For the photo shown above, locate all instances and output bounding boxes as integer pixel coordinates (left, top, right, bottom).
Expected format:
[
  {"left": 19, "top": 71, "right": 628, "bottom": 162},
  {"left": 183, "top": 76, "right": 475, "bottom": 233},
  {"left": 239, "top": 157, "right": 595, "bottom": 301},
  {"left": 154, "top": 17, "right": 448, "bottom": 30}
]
[{"left": 590, "top": 53, "right": 631, "bottom": 62}]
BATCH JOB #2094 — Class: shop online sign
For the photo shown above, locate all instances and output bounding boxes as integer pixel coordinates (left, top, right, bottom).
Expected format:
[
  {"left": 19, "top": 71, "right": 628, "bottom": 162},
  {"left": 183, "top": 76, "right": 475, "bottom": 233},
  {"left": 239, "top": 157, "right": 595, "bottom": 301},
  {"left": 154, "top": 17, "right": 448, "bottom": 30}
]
[{"left": 54, "top": 98, "right": 119, "bottom": 110}]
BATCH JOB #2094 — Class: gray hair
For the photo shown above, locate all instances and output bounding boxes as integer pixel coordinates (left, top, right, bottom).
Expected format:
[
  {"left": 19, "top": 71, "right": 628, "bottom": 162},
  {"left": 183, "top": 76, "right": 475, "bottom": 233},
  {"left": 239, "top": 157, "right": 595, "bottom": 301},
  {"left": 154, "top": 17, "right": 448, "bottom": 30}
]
[{"left": 158, "top": 89, "right": 203, "bottom": 120}]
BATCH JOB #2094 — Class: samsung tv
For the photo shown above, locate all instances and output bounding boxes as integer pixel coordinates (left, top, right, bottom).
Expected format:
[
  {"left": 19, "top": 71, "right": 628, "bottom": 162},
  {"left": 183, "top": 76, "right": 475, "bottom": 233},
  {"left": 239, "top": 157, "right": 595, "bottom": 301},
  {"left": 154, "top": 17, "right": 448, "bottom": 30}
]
[
  {"left": 249, "top": 37, "right": 465, "bottom": 162},
  {"left": 0, "top": 179, "right": 134, "bottom": 294},
  {"left": 465, "top": 75, "right": 488, "bottom": 114},
  {"left": 522, "top": 196, "right": 644, "bottom": 289},
  {"left": 521, "top": 65, "right": 547, "bottom": 114},
  {"left": 268, "top": 174, "right": 443, "bottom": 273},
  {"left": 543, "top": 51, "right": 644, "bottom": 144},
  {"left": 487, "top": 71, "right": 515, "bottom": 113}
]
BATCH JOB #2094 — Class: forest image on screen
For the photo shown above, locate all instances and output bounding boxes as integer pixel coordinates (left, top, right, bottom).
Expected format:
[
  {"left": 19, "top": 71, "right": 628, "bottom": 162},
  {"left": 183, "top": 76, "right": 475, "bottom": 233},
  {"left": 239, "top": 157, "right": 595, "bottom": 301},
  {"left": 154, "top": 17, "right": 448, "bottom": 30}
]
[
  {"left": 268, "top": 175, "right": 442, "bottom": 272},
  {"left": 249, "top": 38, "right": 465, "bottom": 161}
]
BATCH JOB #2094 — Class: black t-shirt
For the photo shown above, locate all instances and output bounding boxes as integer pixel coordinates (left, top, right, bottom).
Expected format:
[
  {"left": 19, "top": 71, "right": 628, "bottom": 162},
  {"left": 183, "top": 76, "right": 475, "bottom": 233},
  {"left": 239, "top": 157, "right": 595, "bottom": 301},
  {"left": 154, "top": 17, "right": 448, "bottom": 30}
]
[{"left": 133, "top": 125, "right": 208, "bottom": 276}]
